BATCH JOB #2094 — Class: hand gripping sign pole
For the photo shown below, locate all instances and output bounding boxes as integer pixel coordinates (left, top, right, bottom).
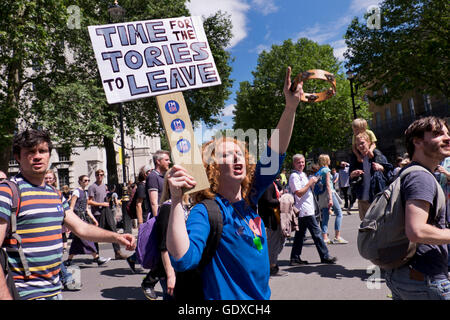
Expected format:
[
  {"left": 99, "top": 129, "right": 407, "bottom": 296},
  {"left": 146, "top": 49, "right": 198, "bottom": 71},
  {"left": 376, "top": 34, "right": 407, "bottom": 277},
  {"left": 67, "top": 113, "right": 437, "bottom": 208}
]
[
  {"left": 155, "top": 92, "right": 210, "bottom": 193},
  {"left": 88, "top": 16, "right": 219, "bottom": 194}
]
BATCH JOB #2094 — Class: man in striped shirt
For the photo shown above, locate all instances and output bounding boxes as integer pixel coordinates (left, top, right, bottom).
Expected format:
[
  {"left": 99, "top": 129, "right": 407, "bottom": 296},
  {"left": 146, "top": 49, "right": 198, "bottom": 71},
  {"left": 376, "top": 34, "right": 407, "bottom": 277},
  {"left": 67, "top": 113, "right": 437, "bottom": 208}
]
[{"left": 0, "top": 129, "right": 136, "bottom": 300}]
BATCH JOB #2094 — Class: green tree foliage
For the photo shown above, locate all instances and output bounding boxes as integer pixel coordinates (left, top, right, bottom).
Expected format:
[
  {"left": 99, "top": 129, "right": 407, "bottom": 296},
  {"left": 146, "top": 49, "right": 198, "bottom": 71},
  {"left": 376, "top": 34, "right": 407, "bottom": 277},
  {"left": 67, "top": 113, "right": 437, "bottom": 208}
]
[
  {"left": 344, "top": 0, "right": 449, "bottom": 105},
  {"left": 0, "top": 0, "right": 72, "bottom": 172},
  {"left": 233, "top": 38, "right": 369, "bottom": 161}
]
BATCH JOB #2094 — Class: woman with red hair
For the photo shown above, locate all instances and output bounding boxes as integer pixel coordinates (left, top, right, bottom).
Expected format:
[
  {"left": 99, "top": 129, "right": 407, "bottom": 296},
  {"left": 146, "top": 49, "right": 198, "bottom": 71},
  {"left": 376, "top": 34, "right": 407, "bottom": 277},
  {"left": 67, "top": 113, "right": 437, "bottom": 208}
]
[{"left": 167, "top": 67, "right": 308, "bottom": 300}]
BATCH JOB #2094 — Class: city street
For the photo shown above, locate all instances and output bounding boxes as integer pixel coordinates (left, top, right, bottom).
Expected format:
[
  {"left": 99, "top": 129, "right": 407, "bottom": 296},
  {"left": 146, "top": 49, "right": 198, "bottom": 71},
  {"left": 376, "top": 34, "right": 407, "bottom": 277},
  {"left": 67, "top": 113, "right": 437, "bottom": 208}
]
[{"left": 62, "top": 205, "right": 391, "bottom": 301}]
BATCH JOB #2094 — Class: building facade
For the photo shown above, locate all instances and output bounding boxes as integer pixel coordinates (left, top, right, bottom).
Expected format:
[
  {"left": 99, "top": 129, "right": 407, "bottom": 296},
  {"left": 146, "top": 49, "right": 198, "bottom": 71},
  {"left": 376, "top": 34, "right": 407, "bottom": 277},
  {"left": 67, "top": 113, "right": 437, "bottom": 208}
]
[
  {"left": 367, "top": 90, "right": 448, "bottom": 162},
  {"left": 8, "top": 130, "right": 160, "bottom": 191}
]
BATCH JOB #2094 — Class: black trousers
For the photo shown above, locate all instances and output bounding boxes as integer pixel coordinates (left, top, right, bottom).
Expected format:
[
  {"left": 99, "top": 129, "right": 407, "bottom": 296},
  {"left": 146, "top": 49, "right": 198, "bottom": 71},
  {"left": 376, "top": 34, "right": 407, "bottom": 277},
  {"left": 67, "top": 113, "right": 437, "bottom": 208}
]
[{"left": 290, "top": 215, "right": 330, "bottom": 260}]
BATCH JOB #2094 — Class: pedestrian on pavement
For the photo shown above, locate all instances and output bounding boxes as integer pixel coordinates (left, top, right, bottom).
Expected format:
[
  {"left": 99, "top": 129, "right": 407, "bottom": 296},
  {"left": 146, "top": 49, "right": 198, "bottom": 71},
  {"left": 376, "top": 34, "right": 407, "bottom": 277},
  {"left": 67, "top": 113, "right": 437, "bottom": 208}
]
[
  {"left": 0, "top": 129, "right": 135, "bottom": 300},
  {"left": 331, "top": 167, "right": 339, "bottom": 192},
  {"left": 106, "top": 184, "right": 119, "bottom": 224},
  {"left": 66, "top": 175, "right": 110, "bottom": 267},
  {"left": 126, "top": 165, "right": 151, "bottom": 272},
  {"left": 141, "top": 150, "right": 171, "bottom": 300},
  {"left": 392, "top": 156, "right": 404, "bottom": 177},
  {"left": 316, "top": 154, "right": 348, "bottom": 245},
  {"left": 146, "top": 150, "right": 171, "bottom": 219},
  {"left": 289, "top": 154, "right": 337, "bottom": 265},
  {"left": 61, "top": 185, "right": 72, "bottom": 203},
  {"left": 280, "top": 169, "right": 288, "bottom": 190},
  {"left": 88, "top": 169, "right": 127, "bottom": 260},
  {"left": 435, "top": 157, "right": 450, "bottom": 273},
  {"left": 349, "top": 132, "right": 392, "bottom": 220},
  {"left": 137, "top": 165, "right": 152, "bottom": 225},
  {"left": 351, "top": 118, "right": 377, "bottom": 163},
  {"left": 45, "top": 169, "right": 70, "bottom": 253},
  {"left": 166, "top": 66, "right": 307, "bottom": 300},
  {"left": 338, "top": 161, "right": 354, "bottom": 214},
  {"left": 384, "top": 116, "right": 450, "bottom": 300}
]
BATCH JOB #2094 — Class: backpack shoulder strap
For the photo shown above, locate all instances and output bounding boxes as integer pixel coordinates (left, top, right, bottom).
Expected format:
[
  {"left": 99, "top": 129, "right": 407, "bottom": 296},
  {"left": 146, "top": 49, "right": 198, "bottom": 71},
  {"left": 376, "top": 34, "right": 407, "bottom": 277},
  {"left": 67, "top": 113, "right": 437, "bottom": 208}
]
[
  {"left": 399, "top": 164, "right": 446, "bottom": 223},
  {"left": 198, "top": 198, "right": 223, "bottom": 270},
  {"left": 398, "top": 164, "right": 429, "bottom": 178},
  {"left": 2, "top": 180, "right": 31, "bottom": 278},
  {"left": 2, "top": 181, "right": 20, "bottom": 234}
]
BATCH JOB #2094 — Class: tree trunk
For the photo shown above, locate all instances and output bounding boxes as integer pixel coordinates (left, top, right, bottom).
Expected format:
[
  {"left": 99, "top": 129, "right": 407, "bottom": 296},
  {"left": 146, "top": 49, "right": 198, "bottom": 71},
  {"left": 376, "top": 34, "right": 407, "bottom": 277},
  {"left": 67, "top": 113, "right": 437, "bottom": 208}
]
[{"left": 103, "top": 135, "right": 119, "bottom": 189}]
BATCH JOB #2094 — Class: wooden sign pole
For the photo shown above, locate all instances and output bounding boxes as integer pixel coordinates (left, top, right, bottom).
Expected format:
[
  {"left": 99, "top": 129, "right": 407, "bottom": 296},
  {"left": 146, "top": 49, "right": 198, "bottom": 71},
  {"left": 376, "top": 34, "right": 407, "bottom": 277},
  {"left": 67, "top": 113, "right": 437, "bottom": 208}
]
[{"left": 156, "top": 92, "right": 210, "bottom": 194}]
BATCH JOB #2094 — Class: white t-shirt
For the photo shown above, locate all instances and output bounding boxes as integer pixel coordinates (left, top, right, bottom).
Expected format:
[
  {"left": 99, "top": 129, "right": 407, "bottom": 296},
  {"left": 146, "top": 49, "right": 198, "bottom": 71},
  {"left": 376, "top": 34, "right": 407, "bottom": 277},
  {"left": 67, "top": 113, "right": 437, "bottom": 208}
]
[{"left": 289, "top": 170, "right": 315, "bottom": 217}]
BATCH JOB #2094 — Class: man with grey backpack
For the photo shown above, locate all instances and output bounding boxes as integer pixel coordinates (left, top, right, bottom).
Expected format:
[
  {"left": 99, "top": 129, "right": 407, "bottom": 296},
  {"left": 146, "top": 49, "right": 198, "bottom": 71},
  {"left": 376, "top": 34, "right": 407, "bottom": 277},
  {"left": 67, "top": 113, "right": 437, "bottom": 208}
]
[{"left": 359, "top": 117, "right": 450, "bottom": 300}]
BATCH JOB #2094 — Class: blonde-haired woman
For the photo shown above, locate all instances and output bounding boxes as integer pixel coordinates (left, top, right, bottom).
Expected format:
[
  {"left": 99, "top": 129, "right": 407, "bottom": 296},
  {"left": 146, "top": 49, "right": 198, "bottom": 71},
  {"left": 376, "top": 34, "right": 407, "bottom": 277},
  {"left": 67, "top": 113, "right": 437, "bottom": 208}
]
[
  {"left": 166, "top": 67, "right": 306, "bottom": 300},
  {"left": 317, "top": 154, "right": 348, "bottom": 244}
]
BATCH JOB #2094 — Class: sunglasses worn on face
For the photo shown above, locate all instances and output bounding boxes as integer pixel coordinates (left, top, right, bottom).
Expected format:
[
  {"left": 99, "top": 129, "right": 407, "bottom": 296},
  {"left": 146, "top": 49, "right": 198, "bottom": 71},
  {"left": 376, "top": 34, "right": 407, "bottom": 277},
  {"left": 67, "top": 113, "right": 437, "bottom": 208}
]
[
  {"left": 83, "top": 179, "right": 90, "bottom": 182},
  {"left": 96, "top": 174, "right": 104, "bottom": 177}
]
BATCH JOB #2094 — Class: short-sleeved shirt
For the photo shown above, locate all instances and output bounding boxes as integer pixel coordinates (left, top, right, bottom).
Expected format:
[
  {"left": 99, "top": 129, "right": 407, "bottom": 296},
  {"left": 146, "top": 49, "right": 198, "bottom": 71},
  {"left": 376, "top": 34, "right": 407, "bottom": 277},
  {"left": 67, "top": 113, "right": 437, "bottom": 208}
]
[
  {"left": 170, "top": 146, "right": 285, "bottom": 300},
  {"left": 338, "top": 166, "right": 350, "bottom": 188},
  {"left": 0, "top": 173, "right": 69, "bottom": 300},
  {"left": 289, "top": 171, "right": 315, "bottom": 217},
  {"left": 145, "top": 169, "right": 164, "bottom": 216},
  {"left": 400, "top": 162, "right": 448, "bottom": 278},
  {"left": 87, "top": 182, "right": 107, "bottom": 215},
  {"left": 317, "top": 167, "right": 335, "bottom": 191},
  {"left": 72, "top": 188, "right": 88, "bottom": 213},
  {"left": 135, "top": 181, "right": 150, "bottom": 222}
]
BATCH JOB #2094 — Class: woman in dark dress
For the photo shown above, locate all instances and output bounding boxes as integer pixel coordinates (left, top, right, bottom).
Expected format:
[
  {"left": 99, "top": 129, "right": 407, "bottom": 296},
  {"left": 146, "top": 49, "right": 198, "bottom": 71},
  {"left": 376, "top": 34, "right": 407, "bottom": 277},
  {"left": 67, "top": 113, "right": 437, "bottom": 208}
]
[{"left": 66, "top": 175, "right": 110, "bottom": 266}]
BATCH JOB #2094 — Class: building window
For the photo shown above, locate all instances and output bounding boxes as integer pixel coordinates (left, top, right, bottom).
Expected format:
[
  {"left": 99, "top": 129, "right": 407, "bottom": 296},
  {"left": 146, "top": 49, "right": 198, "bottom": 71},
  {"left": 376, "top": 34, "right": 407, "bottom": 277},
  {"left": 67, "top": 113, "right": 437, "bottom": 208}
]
[
  {"left": 396, "top": 103, "right": 403, "bottom": 120},
  {"left": 57, "top": 168, "right": 69, "bottom": 189},
  {"left": 382, "top": 85, "right": 388, "bottom": 95},
  {"left": 408, "top": 97, "right": 415, "bottom": 117},
  {"left": 423, "top": 94, "right": 432, "bottom": 112}
]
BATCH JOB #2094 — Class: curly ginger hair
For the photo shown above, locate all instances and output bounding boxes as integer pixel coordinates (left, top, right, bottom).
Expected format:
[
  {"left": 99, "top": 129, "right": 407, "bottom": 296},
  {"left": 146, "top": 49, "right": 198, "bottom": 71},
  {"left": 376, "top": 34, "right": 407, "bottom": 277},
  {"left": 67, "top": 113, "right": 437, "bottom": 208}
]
[{"left": 191, "top": 136, "right": 256, "bottom": 205}]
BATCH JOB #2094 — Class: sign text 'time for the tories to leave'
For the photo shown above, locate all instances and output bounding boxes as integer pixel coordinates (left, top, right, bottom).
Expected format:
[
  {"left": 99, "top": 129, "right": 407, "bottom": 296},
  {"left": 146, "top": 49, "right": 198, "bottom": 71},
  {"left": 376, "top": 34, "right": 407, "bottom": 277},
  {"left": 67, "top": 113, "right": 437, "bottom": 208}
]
[{"left": 88, "top": 16, "right": 221, "bottom": 104}]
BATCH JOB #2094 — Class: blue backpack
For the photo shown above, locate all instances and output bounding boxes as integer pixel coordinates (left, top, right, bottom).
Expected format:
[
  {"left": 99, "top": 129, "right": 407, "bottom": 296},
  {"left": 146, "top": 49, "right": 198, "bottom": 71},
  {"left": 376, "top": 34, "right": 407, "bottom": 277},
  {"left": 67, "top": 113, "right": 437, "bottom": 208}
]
[{"left": 313, "top": 167, "right": 326, "bottom": 196}]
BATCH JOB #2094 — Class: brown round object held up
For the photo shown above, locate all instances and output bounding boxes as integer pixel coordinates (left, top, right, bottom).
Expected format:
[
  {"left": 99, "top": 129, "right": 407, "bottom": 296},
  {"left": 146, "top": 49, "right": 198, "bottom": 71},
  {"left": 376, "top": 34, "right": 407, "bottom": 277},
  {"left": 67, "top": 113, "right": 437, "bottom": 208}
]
[{"left": 290, "top": 69, "right": 336, "bottom": 103}]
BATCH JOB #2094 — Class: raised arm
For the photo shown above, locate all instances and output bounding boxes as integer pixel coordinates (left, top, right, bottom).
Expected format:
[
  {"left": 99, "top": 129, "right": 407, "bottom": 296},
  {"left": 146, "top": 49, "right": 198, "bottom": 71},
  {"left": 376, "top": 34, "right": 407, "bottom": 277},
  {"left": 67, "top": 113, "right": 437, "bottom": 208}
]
[{"left": 268, "top": 67, "right": 304, "bottom": 155}]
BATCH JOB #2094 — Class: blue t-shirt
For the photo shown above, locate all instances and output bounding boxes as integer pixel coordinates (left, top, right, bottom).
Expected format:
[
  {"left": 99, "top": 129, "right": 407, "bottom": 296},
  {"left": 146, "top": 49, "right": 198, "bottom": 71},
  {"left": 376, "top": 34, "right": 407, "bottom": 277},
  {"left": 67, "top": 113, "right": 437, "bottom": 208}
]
[
  {"left": 170, "top": 147, "right": 285, "bottom": 300},
  {"left": 316, "top": 166, "right": 334, "bottom": 193}
]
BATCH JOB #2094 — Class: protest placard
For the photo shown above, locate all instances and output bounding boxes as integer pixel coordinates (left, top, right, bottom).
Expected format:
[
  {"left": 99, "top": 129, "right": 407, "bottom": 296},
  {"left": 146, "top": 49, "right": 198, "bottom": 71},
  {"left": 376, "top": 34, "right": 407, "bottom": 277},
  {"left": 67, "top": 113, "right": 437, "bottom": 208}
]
[
  {"left": 88, "top": 16, "right": 221, "bottom": 104},
  {"left": 89, "top": 16, "right": 220, "bottom": 193}
]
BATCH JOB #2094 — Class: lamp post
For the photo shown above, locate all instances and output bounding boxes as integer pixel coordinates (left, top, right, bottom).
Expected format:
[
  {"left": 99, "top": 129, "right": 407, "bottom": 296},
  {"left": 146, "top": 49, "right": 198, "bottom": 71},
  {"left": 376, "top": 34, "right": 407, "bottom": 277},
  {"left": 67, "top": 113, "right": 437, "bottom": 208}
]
[
  {"left": 107, "top": 0, "right": 127, "bottom": 190},
  {"left": 346, "top": 70, "right": 357, "bottom": 119}
]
